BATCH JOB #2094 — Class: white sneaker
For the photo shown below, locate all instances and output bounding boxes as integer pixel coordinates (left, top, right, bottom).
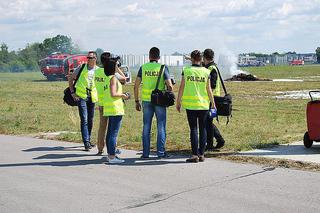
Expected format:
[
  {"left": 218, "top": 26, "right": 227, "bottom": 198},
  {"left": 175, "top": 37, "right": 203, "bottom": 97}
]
[{"left": 108, "top": 157, "right": 125, "bottom": 164}]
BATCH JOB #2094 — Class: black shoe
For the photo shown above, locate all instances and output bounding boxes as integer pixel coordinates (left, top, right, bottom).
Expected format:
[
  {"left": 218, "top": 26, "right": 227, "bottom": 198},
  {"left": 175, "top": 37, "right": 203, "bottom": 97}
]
[
  {"left": 140, "top": 155, "right": 149, "bottom": 159},
  {"left": 215, "top": 139, "right": 225, "bottom": 149},
  {"left": 84, "top": 144, "right": 91, "bottom": 151},
  {"left": 157, "top": 153, "right": 171, "bottom": 159},
  {"left": 96, "top": 151, "right": 103, "bottom": 156},
  {"left": 186, "top": 157, "right": 199, "bottom": 163},
  {"left": 205, "top": 145, "right": 215, "bottom": 151},
  {"left": 89, "top": 143, "right": 96, "bottom": 148},
  {"left": 199, "top": 156, "right": 205, "bottom": 162}
]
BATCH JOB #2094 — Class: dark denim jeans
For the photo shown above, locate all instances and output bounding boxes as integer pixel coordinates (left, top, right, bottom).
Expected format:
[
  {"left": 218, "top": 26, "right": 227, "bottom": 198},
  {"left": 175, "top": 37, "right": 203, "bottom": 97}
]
[
  {"left": 106, "top": 116, "right": 122, "bottom": 155},
  {"left": 206, "top": 115, "right": 223, "bottom": 147},
  {"left": 78, "top": 97, "right": 95, "bottom": 146},
  {"left": 186, "top": 109, "right": 208, "bottom": 156},
  {"left": 142, "top": 101, "right": 167, "bottom": 157}
]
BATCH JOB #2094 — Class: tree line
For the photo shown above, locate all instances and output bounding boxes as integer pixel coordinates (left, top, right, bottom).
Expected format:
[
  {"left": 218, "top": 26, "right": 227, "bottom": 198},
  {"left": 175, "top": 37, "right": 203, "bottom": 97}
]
[
  {"left": 0, "top": 35, "right": 80, "bottom": 72},
  {"left": 1, "top": 35, "right": 320, "bottom": 73}
]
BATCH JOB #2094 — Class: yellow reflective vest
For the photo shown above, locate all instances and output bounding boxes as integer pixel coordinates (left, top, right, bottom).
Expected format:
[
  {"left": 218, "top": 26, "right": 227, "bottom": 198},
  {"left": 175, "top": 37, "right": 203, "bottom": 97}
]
[
  {"left": 94, "top": 67, "right": 106, "bottom": 106},
  {"left": 182, "top": 66, "right": 210, "bottom": 110},
  {"left": 141, "top": 62, "right": 165, "bottom": 102},
  {"left": 75, "top": 64, "right": 98, "bottom": 103},
  {"left": 103, "top": 76, "right": 124, "bottom": 116},
  {"left": 208, "top": 65, "right": 221, "bottom": 97}
]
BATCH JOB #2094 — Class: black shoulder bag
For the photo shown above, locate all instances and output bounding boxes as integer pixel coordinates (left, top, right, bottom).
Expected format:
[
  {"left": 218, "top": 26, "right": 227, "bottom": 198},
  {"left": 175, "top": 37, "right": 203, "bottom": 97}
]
[
  {"left": 63, "top": 64, "right": 86, "bottom": 106},
  {"left": 151, "top": 65, "right": 175, "bottom": 107},
  {"left": 213, "top": 65, "right": 232, "bottom": 124}
]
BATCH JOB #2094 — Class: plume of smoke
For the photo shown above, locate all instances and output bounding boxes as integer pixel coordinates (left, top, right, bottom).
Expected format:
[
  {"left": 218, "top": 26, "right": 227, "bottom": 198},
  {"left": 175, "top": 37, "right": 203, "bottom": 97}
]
[{"left": 216, "top": 49, "right": 247, "bottom": 80}]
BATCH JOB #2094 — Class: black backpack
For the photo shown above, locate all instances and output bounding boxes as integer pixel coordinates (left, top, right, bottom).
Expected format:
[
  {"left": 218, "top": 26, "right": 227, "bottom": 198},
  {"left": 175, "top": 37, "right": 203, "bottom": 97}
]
[{"left": 63, "top": 64, "right": 86, "bottom": 106}]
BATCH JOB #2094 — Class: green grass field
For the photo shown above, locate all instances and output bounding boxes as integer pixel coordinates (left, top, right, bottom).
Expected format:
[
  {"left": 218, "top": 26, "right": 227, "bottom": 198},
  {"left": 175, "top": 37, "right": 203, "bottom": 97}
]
[{"left": 1, "top": 64, "right": 320, "bottom": 152}]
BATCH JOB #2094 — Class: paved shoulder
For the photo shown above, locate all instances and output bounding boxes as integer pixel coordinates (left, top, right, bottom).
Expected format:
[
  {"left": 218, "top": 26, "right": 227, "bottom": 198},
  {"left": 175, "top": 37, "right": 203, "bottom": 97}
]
[{"left": 0, "top": 135, "right": 320, "bottom": 213}]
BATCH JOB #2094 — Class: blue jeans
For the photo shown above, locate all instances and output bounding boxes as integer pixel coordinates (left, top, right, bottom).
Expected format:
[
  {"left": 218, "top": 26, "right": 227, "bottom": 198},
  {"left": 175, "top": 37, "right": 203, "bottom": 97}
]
[
  {"left": 142, "top": 101, "right": 167, "bottom": 157},
  {"left": 106, "top": 116, "right": 122, "bottom": 155},
  {"left": 78, "top": 97, "right": 95, "bottom": 146}
]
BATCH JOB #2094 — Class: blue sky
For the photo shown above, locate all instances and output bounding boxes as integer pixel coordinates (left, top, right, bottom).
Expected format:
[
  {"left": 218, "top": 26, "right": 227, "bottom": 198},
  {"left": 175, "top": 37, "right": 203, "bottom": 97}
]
[{"left": 0, "top": 0, "right": 319, "bottom": 55}]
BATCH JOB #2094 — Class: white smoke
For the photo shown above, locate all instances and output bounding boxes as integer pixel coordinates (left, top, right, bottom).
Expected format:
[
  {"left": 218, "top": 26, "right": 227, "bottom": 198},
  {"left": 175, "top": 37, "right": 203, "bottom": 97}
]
[{"left": 216, "top": 49, "right": 247, "bottom": 80}]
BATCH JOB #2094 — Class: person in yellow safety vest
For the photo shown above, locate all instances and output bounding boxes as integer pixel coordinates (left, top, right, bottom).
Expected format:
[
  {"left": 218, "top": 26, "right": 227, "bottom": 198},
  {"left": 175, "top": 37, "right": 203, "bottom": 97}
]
[
  {"left": 95, "top": 52, "right": 127, "bottom": 155},
  {"left": 176, "top": 50, "right": 215, "bottom": 163},
  {"left": 68, "top": 51, "right": 99, "bottom": 151},
  {"left": 203, "top": 49, "right": 225, "bottom": 150},
  {"left": 134, "top": 47, "right": 173, "bottom": 159},
  {"left": 103, "top": 60, "right": 129, "bottom": 163}
]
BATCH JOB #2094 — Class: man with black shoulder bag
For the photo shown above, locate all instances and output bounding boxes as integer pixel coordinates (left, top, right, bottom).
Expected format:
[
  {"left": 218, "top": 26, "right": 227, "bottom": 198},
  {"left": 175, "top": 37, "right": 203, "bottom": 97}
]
[
  {"left": 68, "top": 51, "right": 99, "bottom": 151},
  {"left": 134, "top": 47, "right": 173, "bottom": 159},
  {"left": 203, "top": 49, "right": 228, "bottom": 150}
]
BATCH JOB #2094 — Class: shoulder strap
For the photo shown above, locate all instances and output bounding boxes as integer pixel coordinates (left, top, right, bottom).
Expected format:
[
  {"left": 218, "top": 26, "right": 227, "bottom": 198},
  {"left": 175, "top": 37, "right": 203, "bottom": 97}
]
[
  {"left": 214, "top": 64, "right": 228, "bottom": 95},
  {"left": 155, "top": 64, "right": 165, "bottom": 90},
  {"left": 73, "top": 63, "right": 86, "bottom": 86}
]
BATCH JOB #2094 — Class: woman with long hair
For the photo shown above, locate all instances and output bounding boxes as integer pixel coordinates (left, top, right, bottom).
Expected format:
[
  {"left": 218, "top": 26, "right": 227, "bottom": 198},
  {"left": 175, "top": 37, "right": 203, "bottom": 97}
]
[{"left": 103, "top": 60, "right": 129, "bottom": 164}]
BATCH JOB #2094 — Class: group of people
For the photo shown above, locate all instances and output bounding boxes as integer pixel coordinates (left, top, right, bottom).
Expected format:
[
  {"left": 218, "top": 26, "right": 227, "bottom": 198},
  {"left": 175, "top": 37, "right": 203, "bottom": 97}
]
[{"left": 68, "top": 47, "right": 225, "bottom": 164}]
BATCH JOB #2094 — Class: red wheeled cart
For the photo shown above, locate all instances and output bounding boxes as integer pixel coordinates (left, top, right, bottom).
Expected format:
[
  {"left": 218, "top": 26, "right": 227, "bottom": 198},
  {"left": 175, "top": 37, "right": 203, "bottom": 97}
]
[{"left": 303, "top": 91, "right": 320, "bottom": 148}]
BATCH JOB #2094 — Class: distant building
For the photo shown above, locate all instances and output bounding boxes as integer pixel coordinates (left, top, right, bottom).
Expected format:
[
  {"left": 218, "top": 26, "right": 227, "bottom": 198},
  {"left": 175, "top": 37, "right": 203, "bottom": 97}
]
[
  {"left": 119, "top": 54, "right": 184, "bottom": 67},
  {"left": 238, "top": 54, "right": 257, "bottom": 65},
  {"left": 238, "top": 53, "right": 317, "bottom": 65}
]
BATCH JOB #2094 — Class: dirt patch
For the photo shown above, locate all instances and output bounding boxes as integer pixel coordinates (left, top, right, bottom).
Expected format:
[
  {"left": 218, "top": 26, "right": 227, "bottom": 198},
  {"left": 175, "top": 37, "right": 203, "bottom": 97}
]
[
  {"left": 204, "top": 151, "right": 320, "bottom": 172},
  {"left": 33, "top": 131, "right": 77, "bottom": 140}
]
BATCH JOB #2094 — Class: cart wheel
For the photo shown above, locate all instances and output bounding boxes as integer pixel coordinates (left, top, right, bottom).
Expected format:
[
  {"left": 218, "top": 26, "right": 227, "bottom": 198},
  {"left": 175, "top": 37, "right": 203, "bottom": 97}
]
[{"left": 303, "top": 132, "right": 313, "bottom": 148}]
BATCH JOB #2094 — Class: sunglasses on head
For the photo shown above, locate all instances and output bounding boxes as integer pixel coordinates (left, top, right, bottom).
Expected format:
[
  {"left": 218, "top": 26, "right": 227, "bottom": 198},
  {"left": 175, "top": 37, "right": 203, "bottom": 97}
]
[{"left": 87, "top": 56, "right": 96, "bottom": 60}]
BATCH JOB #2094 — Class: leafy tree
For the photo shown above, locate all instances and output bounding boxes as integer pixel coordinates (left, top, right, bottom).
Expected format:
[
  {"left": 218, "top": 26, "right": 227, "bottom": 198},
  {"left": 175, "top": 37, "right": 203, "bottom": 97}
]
[
  {"left": 316, "top": 47, "right": 320, "bottom": 63},
  {"left": 9, "top": 60, "right": 24, "bottom": 72},
  {"left": 18, "top": 43, "right": 42, "bottom": 71},
  {"left": 0, "top": 61, "right": 10, "bottom": 72},
  {"left": 40, "top": 35, "right": 77, "bottom": 56},
  {"left": 0, "top": 43, "right": 9, "bottom": 64},
  {"left": 0, "top": 35, "right": 82, "bottom": 72}
]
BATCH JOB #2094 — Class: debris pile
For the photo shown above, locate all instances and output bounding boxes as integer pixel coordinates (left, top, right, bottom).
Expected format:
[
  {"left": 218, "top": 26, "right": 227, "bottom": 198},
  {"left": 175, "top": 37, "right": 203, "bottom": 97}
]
[{"left": 225, "top": 73, "right": 271, "bottom": 81}]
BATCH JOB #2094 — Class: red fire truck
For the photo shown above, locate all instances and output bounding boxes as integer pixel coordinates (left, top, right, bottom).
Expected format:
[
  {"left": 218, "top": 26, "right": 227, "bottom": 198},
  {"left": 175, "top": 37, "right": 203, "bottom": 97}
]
[
  {"left": 39, "top": 53, "right": 88, "bottom": 81},
  {"left": 289, "top": 60, "right": 304, "bottom": 66}
]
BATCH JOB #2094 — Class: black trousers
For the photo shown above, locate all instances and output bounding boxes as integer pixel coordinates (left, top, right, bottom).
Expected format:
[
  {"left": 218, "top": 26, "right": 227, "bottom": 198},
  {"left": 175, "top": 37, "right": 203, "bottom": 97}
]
[
  {"left": 206, "top": 115, "right": 223, "bottom": 147},
  {"left": 186, "top": 109, "right": 208, "bottom": 156}
]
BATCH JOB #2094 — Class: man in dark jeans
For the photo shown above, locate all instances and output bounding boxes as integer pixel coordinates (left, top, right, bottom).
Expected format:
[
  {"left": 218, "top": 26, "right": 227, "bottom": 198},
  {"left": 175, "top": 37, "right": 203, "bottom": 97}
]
[
  {"left": 203, "top": 49, "right": 225, "bottom": 150},
  {"left": 68, "top": 51, "right": 99, "bottom": 151}
]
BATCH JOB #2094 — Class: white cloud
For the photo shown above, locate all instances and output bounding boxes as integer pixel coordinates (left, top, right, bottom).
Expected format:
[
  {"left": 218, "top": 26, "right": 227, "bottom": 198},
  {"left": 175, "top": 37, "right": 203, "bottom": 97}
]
[
  {"left": 0, "top": 0, "right": 319, "bottom": 54},
  {"left": 126, "top": 2, "right": 138, "bottom": 12},
  {"left": 278, "top": 2, "right": 294, "bottom": 16}
]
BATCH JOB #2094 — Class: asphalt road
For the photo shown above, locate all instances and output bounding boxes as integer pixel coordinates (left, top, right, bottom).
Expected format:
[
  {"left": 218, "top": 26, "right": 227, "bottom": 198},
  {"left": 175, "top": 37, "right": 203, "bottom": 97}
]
[{"left": 0, "top": 135, "right": 320, "bottom": 213}]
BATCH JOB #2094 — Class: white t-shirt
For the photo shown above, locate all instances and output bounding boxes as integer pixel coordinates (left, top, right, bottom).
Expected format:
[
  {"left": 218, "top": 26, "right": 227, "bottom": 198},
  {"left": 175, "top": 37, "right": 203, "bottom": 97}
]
[{"left": 87, "top": 66, "right": 96, "bottom": 90}]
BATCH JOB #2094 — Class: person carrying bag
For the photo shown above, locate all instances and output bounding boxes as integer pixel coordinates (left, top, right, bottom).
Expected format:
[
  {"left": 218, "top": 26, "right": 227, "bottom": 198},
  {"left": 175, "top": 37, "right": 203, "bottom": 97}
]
[
  {"left": 213, "top": 65, "right": 232, "bottom": 124},
  {"left": 151, "top": 64, "right": 175, "bottom": 107},
  {"left": 63, "top": 63, "right": 86, "bottom": 106},
  {"left": 133, "top": 47, "right": 174, "bottom": 159}
]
